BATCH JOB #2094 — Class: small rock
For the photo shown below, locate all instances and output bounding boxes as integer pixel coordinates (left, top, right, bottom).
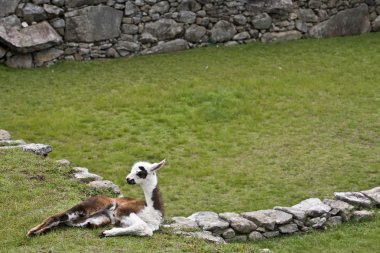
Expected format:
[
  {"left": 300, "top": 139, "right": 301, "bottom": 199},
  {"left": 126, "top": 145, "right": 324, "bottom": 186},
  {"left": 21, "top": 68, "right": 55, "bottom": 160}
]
[
  {"left": 210, "top": 20, "right": 236, "bottom": 43},
  {"left": 165, "top": 216, "right": 199, "bottom": 230},
  {"left": 88, "top": 180, "right": 121, "bottom": 194},
  {"left": 326, "top": 216, "right": 342, "bottom": 227},
  {"left": 176, "top": 231, "right": 225, "bottom": 244},
  {"left": 278, "top": 223, "right": 298, "bottom": 234},
  {"left": 225, "top": 235, "right": 247, "bottom": 243},
  {"left": 73, "top": 167, "right": 89, "bottom": 173},
  {"left": 242, "top": 209, "right": 292, "bottom": 230},
  {"left": 334, "top": 192, "right": 373, "bottom": 208},
  {"left": 74, "top": 171, "right": 102, "bottom": 182},
  {"left": 56, "top": 159, "right": 71, "bottom": 166},
  {"left": 22, "top": 143, "right": 52, "bottom": 156},
  {"left": 308, "top": 217, "right": 326, "bottom": 229},
  {"left": 259, "top": 249, "right": 272, "bottom": 253},
  {"left": 219, "top": 212, "right": 257, "bottom": 234},
  {"left": 252, "top": 13, "right": 272, "bottom": 30},
  {"left": 352, "top": 210, "right": 375, "bottom": 221},
  {"left": 274, "top": 206, "right": 307, "bottom": 221},
  {"left": 233, "top": 32, "right": 250, "bottom": 41},
  {"left": 0, "top": 130, "right": 12, "bottom": 140},
  {"left": 248, "top": 231, "right": 264, "bottom": 241},
  {"left": 292, "top": 198, "right": 331, "bottom": 217},
  {"left": 0, "top": 140, "right": 26, "bottom": 146},
  {"left": 323, "top": 199, "right": 354, "bottom": 221},
  {"left": 263, "top": 231, "right": 280, "bottom": 238},
  {"left": 221, "top": 228, "right": 235, "bottom": 239},
  {"left": 361, "top": 187, "right": 380, "bottom": 205}
]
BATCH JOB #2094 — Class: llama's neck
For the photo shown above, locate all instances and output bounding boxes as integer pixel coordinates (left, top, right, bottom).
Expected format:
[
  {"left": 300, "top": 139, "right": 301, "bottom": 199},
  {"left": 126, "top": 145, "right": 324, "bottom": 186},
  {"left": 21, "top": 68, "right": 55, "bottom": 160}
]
[{"left": 141, "top": 176, "right": 164, "bottom": 215}]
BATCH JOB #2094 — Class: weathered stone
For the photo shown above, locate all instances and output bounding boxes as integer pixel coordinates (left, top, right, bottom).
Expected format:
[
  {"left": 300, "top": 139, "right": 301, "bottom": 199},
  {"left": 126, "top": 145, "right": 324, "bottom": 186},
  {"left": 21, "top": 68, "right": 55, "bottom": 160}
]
[
  {"left": 248, "top": 231, "right": 264, "bottom": 241},
  {"left": 373, "top": 16, "right": 380, "bottom": 32},
  {"left": 166, "top": 216, "right": 200, "bottom": 230},
  {"left": 274, "top": 206, "right": 307, "bottom": 221},
  {"left": 65, "top": 6, "right": 123, "bottom": 42},
  {"left": 73, "top": 167, "right": 89, "bottom": 173},
  {"left": 248, "top": 0, "right": 293, "bottom": 14},
  {"left": 261, "top": 31, "right": 302, "bottom": 43},
  {"left": 6, "top": 54, "right": 33, "bottom": 68},
  {"left": 149, "top": 1, "right": 170, "bottom": 15},
  {"left": 65, "top": 0, "right": 108, "bottom": 8},
  {"left": 0, "top": 20, "right": 62, "bottom": 53},
  {"left": 177, "top": 11, "right": 196, "bottom": 24},
  {"left": 299, "top": 8, "right": 319, "bottom": 22},
  {"left": 22, "top": 4, "right": 47, "bottom": 24},
  {"left": 221, "top": 228, "right": 235, "bottom": 239},
  {"left": 295, "top": 20, "right": 308, "bottom": 33},
  {"left": 252, "top": 13, "right": 272, "bottom": 30},
  {"left": 56, "top": 159, "right": 71, "bottom": 166},
  {"left": 233, "top": 32, "right": 250, "bottom": 41},
  {"left": 43, "top": 4, "right": 64, "bottom": 18},
  {"left": 225, "top": 235, "right": 247, "bottom": 243},
  {"left": 233, "top": 14, "right": 247, "bottom": 25},
  {"left": 210, "top": 20, "right": 236, "bottom": 43},
  {"left": 33, "top": 0, "right": 50, "bottom": 4},
  {"left": 52, "top": 0, "right": 65, "bottom": 7},
  {"left": 185, "top": 24, "right": 206, "bottom": 43},
  {"left": 0, "top": 0, "right": 20, "bottom": 18},
  {"left": 88, "top": 180, "right": 121, "bottom": 194},
  {"left": 278, "top": 223, "right": 298, "bottom": 234},
  {"left": 74, "top": 170, "right": 103, "bottom": 182},
  {"left": 352, "top": 210, "right": 375, "bottom": 221},
  {"left": 292, "top": 198, "right": 331, "bottom": 217},
  {"left": 143, "top": 39, "right": 188, "bottom": 54},
  {"left": 219, "top": 212, "right": 257, "bottom": 234},
  {"left": 51, "top": 18, "right": 65, "bottom": 29},
  {"left": 176, "top": 231, "right": 225, "bottom": 244},
  {"left": 309, "top": 4, "right": 370, "bottom": 38},
  {"left": 188, "top": 211, "right": 229, "bottom": 232},
  {"left": 263, "top": 231, "right": 280, "bottom": 238},
  {"left": 22, "top": 143, "right": 52, "bottom": 156},
  {"left": 34, "top": 48, "right": 64, "bottom": 66},
  {"left": 139, "top": 32, "right": 158, "bottom": 44},
  {"left": 334, "top": 192, "right": 373, "bottom": 208},
  {"left": 0, "top": 130, "right": 11, "bottom": 140},
  {"left": 242, "top": 210, "right": 292, "bottom": 230},
  {"left": 121, "top": 24, "right": 138, "bottom": 35},
  {"left": 323, "top": 199, "right": 354, "bottom": 221},
  {"left": 177, "top": 0, "right": 201, "bottom": 12},
  {"left": 144, "top": 19, "right": 184, "bottom": 41},
  {"left": 106, "top": 47, "right": 119, "bottom": 58},
  {"left": 361, "top": 187, "right": 380, "bottom": 205},
  {"left": 325, "top": 216, "right": 342, "bottom": 227},
  {"left": 309, "top": 0, "right": 322, "bottom": 9},
  {"left": 125, "top": 1, "right": 139, "bottom": 16},
  {"left": 308, "top": 217, "right": 326, "bottom": 229}
]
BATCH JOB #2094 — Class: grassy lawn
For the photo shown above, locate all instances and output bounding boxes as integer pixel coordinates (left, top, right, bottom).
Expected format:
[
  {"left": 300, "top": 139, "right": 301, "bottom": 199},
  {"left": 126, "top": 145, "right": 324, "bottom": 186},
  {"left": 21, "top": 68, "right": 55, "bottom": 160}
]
[{"left": 0, "top": 33, "right": 379, "bottom": 252}]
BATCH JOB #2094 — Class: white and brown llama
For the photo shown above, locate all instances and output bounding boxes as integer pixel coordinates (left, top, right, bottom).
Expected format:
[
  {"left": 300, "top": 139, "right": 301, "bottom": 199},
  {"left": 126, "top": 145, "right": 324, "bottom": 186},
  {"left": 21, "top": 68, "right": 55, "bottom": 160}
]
[{"left": 27, "top": 159, "right": 166, "bottom": 237}]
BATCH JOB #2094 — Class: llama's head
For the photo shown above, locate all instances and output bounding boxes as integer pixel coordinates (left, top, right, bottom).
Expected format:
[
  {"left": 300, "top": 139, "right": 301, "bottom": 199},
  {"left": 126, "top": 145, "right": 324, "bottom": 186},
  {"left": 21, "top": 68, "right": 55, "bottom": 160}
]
[{"left": 126, "top": 159, "right": 166, "bottom": 185}]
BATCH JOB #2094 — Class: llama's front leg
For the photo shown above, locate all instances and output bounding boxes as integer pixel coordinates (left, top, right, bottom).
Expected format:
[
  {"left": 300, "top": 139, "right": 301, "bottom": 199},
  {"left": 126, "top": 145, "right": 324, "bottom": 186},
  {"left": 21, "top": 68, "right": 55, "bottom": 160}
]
[{"left": 99, "top": 213, "right": 153, "bottom": 237}]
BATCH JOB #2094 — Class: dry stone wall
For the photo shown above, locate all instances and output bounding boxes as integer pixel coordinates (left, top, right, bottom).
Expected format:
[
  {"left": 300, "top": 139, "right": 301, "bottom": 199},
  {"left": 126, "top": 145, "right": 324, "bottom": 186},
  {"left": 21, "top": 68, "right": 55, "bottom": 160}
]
[{"left": 0, "top": 0, "right": 380, "bottom": 67}]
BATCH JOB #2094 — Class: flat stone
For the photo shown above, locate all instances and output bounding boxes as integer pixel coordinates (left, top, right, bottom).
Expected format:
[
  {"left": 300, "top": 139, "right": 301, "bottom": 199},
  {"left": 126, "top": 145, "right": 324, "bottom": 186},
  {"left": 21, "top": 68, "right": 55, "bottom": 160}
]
[
  {"left": 144, "top": 19, "right": 184, "bottom": 41},
  {"left": 292, "top": 198, "right": 331, "bottom": 217},
  {"left": 65, "top": 6, "right": 123, "bottom": 42},
  {"left": 278, "top": 223, "right": 298, "bottom": 234},
  {"left": 263, "top": 231, "right": 280, "bottom": 238},
  {"left": 308, "top": 217, "right": 326, "bottom": 229},
  {"left": 189, "top": 212, "right": 229, "bottom": 232},
  {"left": 0, "top": 20, "right": 62, "bottom": 53},
  {"left": 88, "top": 180, "right": 121, "bottom": 194},
  {"left": 334, "top": 192, "right": 373, "bottom": 208},
  {"left": 165, "top": 216, "right": 199, "bottom": 230},
  {"left": 323, "top": 199, "right": 355, "bottom": 221},
  {"left": 247, "top": 0, "right": 293, "bottom": 14},
  {"left": 73, "top": 167, "right": 89, "bottom": 173},
  {"left": 309, "top": 4, "right": 370, "bottom": 38},
  {"left": 210, "top": 20, "right": 236, "bottom": 43},
  {"left": 22, "top": 143, "right": 52, "bottom": 156},
  {"left": 176, "top": 231, "right": 225, "bottom": 244},
  {"left": 248, "top": 231, "right": 264, "bottom": 241},
  {"left": 326, "top": 216, "right": 342, "bottom": 227},
  {"left": 74, "top": 171, "right": 103, "bottom": 182},
  {"left": 261, "top": 31, "right": 302, "bottom": 43},
  {"left": 361, "top": 187, "right": 380, "bottom": 205},
  {"left": 233, "top": 32, "right": 250, "bottom": 41},
  {"left": 0, "top": 0, "right": 20, "bottom": 18},
  {"left": 0, "top": 130, "right": 11, "bottom": 140},
  {"left": 116, "top": 41, "right": 140, "bottom": 53},
  {"left": 242, "top": 210, "right": 292, "bottom": 230},
  {"left": 143, "top": 39, "right": 188, "bottom": 55},
  {"left": 65, "top": 0, "right": 108, "bottom": 8},
  {"left": 352, "top": 210, "right": 375, "bottom": 221},
  {"left": 139, "top": 32, "right": 158, "bottom": 44},
  {"left": 33, "top": 47, "right": 64, "bottom": 66},
  {"left": 274, "top": 206, "right": 307, "bottom": 221},
  {"left": 219, "top": 212, "right": 257, "bottom": 234}
]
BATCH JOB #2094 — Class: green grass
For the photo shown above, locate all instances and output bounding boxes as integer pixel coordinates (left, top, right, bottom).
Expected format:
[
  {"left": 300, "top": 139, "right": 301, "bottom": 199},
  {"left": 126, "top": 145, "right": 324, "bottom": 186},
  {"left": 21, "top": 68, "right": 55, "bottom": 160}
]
[{"left": 0, "top": 33, "right": 379, "bottom": 252}]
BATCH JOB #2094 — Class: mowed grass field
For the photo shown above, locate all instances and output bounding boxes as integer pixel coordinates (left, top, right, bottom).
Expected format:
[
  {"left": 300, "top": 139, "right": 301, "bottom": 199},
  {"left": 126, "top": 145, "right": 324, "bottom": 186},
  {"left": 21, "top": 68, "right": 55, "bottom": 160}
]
[{"left": 0, "top": 33, "right": 379, "bottom": 252}]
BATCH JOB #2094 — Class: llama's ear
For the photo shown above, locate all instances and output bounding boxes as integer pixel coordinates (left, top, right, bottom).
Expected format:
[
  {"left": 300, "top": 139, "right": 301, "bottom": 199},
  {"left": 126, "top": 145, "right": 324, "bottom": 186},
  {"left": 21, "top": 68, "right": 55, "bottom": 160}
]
[{"left": 150, "top": 159, "right": 166, "bottom": 172}]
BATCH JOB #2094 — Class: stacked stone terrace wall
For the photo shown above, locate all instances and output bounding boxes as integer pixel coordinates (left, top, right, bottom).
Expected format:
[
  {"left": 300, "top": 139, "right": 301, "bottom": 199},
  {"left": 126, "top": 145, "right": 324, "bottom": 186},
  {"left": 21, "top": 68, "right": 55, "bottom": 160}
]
[{"left": 1, "top": 0, "right": 380, "bottom": 67}]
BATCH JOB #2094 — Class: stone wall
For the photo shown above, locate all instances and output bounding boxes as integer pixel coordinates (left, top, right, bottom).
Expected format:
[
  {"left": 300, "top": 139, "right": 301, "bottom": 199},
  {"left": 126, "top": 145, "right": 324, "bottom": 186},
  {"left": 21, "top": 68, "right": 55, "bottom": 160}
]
[{"left": 0, "top": 0, "right": 380, "bottom": 67}]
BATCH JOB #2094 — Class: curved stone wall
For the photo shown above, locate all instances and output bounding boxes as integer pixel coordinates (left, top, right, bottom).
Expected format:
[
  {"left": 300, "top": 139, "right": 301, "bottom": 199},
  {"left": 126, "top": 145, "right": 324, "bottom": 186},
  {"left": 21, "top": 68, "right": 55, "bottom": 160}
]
[{"left": 0, "top": 0, "right": 379, "bottom": 67}]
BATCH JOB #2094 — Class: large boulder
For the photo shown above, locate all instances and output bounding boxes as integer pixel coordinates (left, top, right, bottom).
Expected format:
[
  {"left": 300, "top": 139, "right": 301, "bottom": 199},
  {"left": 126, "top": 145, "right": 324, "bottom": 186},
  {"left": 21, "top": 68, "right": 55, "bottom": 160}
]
[
  {"left": 0, "top": 19, "right": 62, "bottom": 53},
  {"left": 0, "top": 0, "right": 20, "bottom": 18},
  {"left": 309, "top": 4, "right": 370, "bottom": 38},
  {"left": 65, "top": 6, "right": 123, "bottom": 42},
  {"left": 65, "top": 0, "right": 108, "bottom": 8},
  {"left": 247, "top": 0, "right": 293, "bottom": 14},
  {"left": 144, "top": 19, "right": 184, "bottom": 41},
  {"left": 210, "top": 20, "right": 236, "bottom": 43}
]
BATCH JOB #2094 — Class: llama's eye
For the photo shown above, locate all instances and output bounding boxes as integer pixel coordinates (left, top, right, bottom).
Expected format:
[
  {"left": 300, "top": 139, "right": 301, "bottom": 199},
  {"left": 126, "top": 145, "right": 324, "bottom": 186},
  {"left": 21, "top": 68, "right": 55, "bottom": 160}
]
[{"left": 136, "top": 170, "right": 147, "bottom": 179}]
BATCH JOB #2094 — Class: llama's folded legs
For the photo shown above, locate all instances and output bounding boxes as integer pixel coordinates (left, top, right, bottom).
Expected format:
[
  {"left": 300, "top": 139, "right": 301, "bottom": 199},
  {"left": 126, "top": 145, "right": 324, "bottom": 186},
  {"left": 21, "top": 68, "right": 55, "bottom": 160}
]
[{"left": 99, "top": 213, "right": 153, "bottom": 237}]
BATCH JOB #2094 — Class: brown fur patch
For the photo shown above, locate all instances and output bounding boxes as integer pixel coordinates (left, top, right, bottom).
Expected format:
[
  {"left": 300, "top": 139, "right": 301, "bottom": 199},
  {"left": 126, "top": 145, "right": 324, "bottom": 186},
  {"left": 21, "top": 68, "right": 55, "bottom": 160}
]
[{"left": 152, "top": 187, "right": 164, "bottom": 216}]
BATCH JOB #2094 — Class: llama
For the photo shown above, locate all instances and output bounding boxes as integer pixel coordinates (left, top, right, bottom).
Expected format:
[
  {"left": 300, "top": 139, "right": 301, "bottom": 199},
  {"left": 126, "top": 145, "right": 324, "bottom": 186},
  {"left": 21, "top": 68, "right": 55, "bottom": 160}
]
[{"left": 27, "top": 159, "right": 166, "bottom": 237}]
